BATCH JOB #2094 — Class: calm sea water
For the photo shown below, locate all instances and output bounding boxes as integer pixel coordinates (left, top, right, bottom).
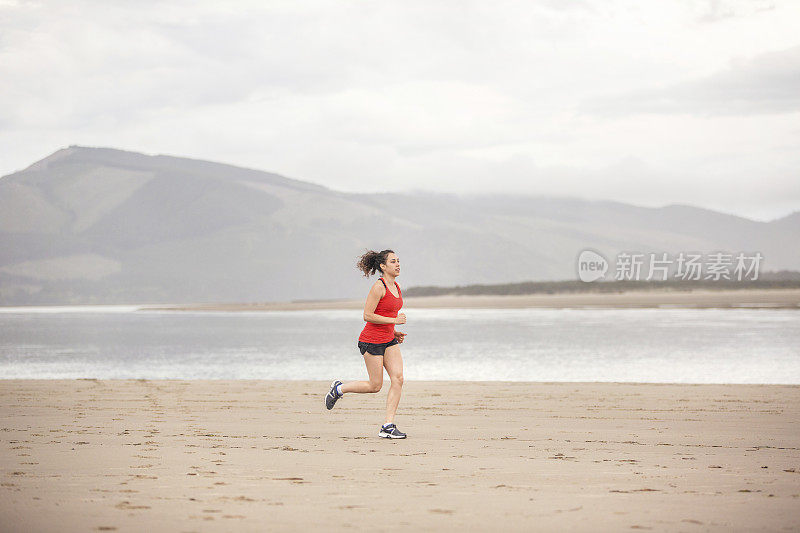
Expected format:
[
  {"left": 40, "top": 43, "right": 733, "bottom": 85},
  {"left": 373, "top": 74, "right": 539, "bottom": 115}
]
[{"left": 0, "top": 306, "right": 798, "bottom": 383}]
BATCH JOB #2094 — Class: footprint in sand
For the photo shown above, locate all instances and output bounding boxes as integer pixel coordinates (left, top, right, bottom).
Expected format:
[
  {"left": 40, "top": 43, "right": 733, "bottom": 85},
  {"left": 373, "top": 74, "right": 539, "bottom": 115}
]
[{"left": 115, "top": 501, "right": 150, "bottom": 510}]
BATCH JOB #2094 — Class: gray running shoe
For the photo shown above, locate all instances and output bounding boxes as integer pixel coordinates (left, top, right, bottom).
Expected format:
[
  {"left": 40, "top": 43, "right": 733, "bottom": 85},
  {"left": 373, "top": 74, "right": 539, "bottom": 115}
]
[
  {"left": 325, "top": 380, "right": 343, "bottom": 410},
  {"left": 378, "top": 423, "right": 407, "bottom": 439}
]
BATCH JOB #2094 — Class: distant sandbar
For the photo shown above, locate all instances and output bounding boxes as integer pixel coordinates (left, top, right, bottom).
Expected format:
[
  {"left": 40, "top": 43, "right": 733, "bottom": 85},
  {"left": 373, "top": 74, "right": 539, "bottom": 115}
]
[{"left": 142, "top": 288, "right": 800, "bottom": 312}]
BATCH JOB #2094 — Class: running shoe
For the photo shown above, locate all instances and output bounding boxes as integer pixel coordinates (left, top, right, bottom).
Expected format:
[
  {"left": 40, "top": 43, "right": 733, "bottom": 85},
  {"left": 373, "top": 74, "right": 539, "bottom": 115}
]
[
  {"left": 378, "top": 423, "right": 407, "bottom": 439},
  {"left": 325, "top": 380, "right": 343, "bottom": 410}
]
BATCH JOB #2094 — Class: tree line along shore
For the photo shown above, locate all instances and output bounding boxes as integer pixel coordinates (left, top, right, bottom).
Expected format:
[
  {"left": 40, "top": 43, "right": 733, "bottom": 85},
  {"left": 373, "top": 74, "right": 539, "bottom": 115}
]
[
  {"left": 145, "top": 277, "right": 800, "bottom": 311},
  {"left": 401, "top": 275, "right": 800, "bottom": 298}
]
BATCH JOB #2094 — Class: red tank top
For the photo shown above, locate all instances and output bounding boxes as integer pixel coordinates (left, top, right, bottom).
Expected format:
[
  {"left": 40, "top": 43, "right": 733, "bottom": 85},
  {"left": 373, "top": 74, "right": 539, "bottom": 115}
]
[{"left": 358, "top": 277, "right": 403, "bottom": 343}]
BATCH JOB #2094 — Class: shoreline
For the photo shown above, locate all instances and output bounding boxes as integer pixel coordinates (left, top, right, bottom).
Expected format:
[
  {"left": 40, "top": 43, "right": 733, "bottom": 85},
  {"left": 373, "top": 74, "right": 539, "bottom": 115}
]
[
  {"left": 143, "top": 288, "right": 800, "bottom": 311},
  {"left": 1, "top": 289, "right": 798, "bottom": 313},
  {"left": 2, "top": 379, "right": 799, "bottom": 385},
  {"left": 2, "top": 380, "right": 798, "bottom": 531}
]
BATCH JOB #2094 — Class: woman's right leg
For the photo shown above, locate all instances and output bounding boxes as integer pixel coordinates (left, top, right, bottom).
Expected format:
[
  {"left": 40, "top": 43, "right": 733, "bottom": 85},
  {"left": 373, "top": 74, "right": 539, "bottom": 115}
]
[{"left": 341, "top": 354, "right": 384, "bottom": 394}]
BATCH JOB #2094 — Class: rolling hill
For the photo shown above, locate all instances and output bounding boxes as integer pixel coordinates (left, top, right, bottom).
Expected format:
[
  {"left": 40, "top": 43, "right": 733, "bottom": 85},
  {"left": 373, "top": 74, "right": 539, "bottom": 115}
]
[{"left": 1, "top": 146, "right": 797, "bottom": 305}]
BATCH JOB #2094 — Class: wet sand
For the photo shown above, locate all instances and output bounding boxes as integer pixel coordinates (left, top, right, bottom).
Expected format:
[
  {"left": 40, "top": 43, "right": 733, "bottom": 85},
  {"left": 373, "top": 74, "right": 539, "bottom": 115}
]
[
  {"left": 1, "top": 380, "right": 799, "bottom": 532},
  {"left": 143, "top": 288, "right": 800, "bottom": 312}
]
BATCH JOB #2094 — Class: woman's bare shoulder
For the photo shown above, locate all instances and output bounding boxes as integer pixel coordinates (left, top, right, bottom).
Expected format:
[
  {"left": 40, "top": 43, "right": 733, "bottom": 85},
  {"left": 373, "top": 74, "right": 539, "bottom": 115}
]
[{"left": 369, "top": 279, "right": 386, "bottom": 296}]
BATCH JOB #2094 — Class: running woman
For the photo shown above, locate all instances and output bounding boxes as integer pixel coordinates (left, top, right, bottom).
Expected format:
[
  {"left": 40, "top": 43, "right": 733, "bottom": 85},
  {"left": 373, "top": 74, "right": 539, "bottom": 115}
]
[{"left": 325, "top": 249, "right": 408, "bottom": 439}]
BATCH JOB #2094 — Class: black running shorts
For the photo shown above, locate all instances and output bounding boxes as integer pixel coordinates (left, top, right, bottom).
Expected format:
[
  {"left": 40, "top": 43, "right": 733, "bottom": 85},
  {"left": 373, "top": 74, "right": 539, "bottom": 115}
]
[{"left": 358, "top": 338, "right": 399, "bottom": 356}]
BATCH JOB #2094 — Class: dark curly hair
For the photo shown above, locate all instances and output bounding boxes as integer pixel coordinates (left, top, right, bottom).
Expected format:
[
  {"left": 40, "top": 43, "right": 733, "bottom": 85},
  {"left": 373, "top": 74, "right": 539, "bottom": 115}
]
[{"left": 356, "top": 249, "right": 395, "bottom": 277}]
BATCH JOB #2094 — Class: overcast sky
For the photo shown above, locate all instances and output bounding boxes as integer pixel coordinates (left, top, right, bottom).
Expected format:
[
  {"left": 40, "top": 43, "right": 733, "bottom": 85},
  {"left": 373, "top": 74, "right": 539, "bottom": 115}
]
[{"left": 1, "top": 0, "right": 798, "bottom": 221}]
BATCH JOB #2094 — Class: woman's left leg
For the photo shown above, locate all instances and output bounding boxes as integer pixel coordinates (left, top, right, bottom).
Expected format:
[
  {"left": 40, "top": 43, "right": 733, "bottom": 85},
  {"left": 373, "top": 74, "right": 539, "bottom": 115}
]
[{"left": 382, "top": 344, "right": 404, "bottom": 424}]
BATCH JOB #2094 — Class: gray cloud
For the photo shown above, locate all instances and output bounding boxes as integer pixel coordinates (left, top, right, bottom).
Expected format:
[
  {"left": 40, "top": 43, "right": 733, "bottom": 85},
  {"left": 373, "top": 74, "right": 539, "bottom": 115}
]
[
  {"left": 0, "top": 0, "right": 799, "bottom": 222},
  {"left": 582, "top": 45, "right": 800, "bottom": 116},
  {"left": 695, "top": 0, "right": 776, "bottom": 24}
]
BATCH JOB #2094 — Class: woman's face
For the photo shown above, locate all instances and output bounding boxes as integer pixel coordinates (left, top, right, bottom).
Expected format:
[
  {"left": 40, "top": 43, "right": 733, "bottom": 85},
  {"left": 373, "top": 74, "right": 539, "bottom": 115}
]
[{"left": 381, "top": 253, "right": 400, "bottom": 276}]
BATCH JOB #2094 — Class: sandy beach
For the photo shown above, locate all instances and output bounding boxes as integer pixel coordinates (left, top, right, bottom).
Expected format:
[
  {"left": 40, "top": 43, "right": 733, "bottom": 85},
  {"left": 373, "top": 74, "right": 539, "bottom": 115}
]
[
  {"left": 1, "top": 380, "right": 799, "bottom": 532},
  {"left": 144, "top": 288, "right": 800, "bottom": 312}
]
